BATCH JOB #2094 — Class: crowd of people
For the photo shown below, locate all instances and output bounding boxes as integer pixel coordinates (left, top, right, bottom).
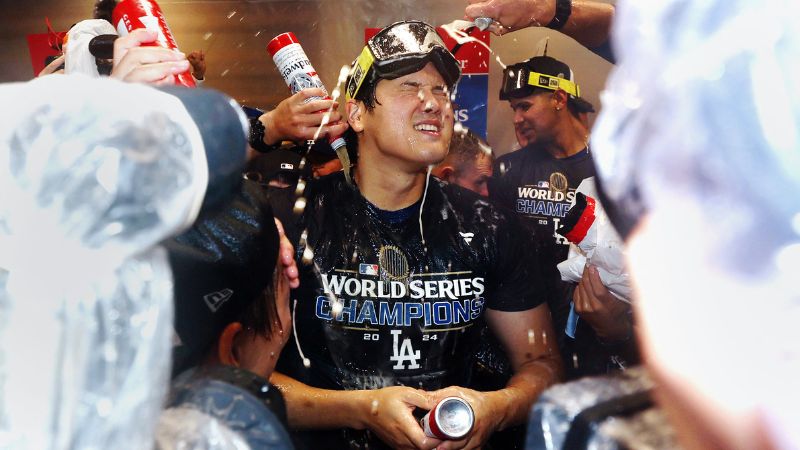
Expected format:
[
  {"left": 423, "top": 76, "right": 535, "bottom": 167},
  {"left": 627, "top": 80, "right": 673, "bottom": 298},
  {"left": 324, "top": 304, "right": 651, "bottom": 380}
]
[{"left": 7, "top": 0, "right": 799, "bottom": 449}]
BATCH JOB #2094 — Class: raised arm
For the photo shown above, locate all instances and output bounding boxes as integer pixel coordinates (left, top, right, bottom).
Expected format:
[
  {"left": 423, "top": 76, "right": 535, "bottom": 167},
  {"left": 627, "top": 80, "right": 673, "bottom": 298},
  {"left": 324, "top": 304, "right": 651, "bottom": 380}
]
[{"left": 465, "top": 0, "right": 615, "bottom": 59}]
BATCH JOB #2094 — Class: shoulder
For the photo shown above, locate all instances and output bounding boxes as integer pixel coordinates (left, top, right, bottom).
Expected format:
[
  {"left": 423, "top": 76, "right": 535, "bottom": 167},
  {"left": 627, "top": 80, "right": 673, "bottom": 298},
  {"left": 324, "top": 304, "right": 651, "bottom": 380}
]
[{"left": 436, "top": 179, "right": 515, "bottom": 227}]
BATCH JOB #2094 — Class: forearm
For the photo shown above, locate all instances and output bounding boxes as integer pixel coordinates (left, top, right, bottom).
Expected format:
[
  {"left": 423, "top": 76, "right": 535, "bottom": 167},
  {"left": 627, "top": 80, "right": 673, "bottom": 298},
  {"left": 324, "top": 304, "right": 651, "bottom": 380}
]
[
  {"left": 486, "top": 355, "right": 563, "bottom": 430},
  {"left": 558, "top": 1, "right": 615, "bottom": 49},
  {"left": 270, "top": 371, "right": 369, "bottom": 430}
]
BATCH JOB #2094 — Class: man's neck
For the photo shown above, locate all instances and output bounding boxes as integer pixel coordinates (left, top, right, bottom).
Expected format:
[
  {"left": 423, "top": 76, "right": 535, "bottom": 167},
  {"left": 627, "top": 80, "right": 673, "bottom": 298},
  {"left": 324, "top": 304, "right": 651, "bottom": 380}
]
[
  {"left": 543, "top": 115, "right": 590, "bottom": 159},
  {"left": 354, "top": 146, "right": 428, "bottom": 211}
]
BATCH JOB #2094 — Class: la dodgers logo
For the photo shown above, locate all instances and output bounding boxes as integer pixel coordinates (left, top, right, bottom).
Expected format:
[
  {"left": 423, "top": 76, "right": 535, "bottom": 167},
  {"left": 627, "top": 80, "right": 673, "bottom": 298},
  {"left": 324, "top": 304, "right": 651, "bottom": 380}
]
[{"left": 390, "top": 330, "right": 420, "bottom": 370}]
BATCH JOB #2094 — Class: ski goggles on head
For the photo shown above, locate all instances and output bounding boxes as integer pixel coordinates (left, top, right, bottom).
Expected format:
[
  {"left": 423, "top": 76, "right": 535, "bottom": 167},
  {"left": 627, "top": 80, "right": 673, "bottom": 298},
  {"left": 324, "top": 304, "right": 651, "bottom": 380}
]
[{"left": 346, "top": 21, "right": 462, "bottom": 102}]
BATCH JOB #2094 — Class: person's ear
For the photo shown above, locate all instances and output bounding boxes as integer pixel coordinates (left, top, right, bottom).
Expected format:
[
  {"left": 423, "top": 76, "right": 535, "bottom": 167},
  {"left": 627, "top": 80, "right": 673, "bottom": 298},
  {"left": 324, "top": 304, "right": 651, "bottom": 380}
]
[
  {"left": 346, "top": 100, "right": 364, "bottom": 132},
  {"left": 553, "top": 90, "right": 569, "bottom": 111},
  {"left": 217, "top": 322, "right": 244, "bottom": 367},
  {"left": 435, "top": 165, "right": 455, "bottom": 182}
]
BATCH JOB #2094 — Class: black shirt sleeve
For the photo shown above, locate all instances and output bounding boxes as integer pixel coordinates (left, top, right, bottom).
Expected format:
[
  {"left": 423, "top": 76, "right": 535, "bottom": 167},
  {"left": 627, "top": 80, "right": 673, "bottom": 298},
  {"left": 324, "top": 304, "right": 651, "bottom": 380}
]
[{"left": 483, "top": 203, "right": 547, "bottom": 312}]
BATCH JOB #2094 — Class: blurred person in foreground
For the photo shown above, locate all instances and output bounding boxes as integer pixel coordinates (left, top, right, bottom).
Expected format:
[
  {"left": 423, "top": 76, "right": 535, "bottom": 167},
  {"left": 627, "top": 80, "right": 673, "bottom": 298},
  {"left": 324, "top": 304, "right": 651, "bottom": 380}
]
[
  {"left": 589, "top": 0, "right": 800, "bottom": 449},
  {"left": 157, "top": 181, "right": 297, "bottom": 449},
  {"left": 270, "top": 20, "right": 562, "bottom": 450}
]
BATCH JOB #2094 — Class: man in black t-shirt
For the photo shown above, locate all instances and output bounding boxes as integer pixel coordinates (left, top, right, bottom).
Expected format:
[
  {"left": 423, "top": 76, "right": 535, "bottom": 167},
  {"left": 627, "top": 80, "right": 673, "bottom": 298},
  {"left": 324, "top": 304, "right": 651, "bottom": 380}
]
[
  {"left": 490, "top": 55, "right": 636, "bottom": 379},
  {"left": 271, "top": 21, "right": 563, "bottom": 450}
]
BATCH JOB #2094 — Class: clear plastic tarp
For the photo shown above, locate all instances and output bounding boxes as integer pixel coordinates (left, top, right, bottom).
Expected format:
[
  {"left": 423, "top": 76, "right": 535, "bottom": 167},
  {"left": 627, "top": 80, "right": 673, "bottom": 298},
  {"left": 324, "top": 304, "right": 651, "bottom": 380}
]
[
  {"left": 0, "top": 74, "right": 208, "bottom": 449},
  {"left": 593, "top": 0, "right": 800, "bottom": 447}
]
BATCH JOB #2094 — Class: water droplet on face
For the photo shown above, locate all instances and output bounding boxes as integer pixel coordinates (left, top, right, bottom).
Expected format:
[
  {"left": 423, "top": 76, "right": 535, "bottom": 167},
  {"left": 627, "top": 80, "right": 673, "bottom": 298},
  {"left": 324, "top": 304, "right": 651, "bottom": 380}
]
[
  {"left": 226, "top": 10, "right": 236, "bottom": 19},
  {"left": 203, "top": 32, "right": 213, "bottom": 41},
  {"left": 220, "top": 69, "right": 230, "bottom": 77},
  {"left": 371, "top": 399, "right": 379, "bottom": 415},
  {"left": 528, "top": 329, "right": 535, "bottom": 344}
]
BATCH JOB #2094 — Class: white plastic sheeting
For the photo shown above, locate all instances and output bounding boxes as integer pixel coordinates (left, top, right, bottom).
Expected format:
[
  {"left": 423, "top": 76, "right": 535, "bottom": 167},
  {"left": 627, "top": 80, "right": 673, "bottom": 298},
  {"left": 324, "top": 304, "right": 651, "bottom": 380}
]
[
  {"left": 593, "top": 0, "right": 800, "bottom": 448},
  {"left": 0, "top": 75, "right": 208, "bottom": 449}
]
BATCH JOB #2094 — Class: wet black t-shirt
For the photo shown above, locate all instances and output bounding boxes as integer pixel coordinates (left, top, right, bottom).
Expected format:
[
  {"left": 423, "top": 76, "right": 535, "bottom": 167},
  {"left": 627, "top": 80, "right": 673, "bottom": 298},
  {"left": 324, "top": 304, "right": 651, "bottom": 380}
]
[
  {"left": 273, "top": 173, "right": 543, "bottom": 394},
  {"left": 490, "top": 146, "right": 595, "bottom": 265}
]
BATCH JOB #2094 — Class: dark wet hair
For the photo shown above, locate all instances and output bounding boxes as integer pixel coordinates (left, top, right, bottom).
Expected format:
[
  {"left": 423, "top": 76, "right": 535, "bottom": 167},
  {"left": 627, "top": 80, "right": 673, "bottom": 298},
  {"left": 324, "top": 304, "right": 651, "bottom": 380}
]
[{"left": 93, "top": 0, "right": 117, "bottom": 23}]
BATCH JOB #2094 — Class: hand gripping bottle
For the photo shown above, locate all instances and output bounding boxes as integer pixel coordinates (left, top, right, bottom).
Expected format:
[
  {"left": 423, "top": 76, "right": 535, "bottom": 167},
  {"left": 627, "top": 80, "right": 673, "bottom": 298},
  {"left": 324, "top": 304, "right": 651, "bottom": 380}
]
[
  {"left": 267, "top": 32, "right": 352, "bottom": 183},
  {"left": 112, "top": 0, "right": 196, "bottom": 87}
]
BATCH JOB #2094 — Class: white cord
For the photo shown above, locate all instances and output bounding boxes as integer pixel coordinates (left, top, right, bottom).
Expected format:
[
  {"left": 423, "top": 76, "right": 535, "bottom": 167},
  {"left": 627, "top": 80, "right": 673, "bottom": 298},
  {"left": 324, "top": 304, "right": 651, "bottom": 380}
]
[
  {"left": 291, "top": 299, "right": 311, "bottom": 368},
  {"left": 419, "top": 166, "right": 432, "bottom": 247}
]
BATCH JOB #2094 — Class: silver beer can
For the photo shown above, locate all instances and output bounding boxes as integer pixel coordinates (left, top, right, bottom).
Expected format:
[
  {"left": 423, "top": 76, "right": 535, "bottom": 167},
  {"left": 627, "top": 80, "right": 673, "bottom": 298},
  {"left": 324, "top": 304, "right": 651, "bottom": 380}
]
[{"left": 420, "top": 396, "right": 475, "bottom": 440}]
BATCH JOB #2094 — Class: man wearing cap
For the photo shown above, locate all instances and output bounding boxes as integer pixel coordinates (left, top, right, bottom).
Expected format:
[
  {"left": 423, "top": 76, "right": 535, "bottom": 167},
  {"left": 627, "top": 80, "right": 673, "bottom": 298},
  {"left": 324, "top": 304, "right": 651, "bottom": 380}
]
[
  {"left": 491, "top": 55, "right": 636, "bottom": 379},
  {"left": 158, "top": 180, "right": 296, "bottom": 449},
  {"left": 271, "top": 20, "right": 562, "bottom": 450}
]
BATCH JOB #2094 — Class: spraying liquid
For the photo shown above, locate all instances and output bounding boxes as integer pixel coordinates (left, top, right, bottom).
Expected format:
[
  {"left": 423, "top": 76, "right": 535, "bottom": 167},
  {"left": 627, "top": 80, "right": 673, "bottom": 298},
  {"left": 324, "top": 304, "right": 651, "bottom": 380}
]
[
  {"left": 267, "top": 32, "right": 353, "bottom": 184},
  {"left": 112, "top": 0, "right": 196, "bottom": 87}
]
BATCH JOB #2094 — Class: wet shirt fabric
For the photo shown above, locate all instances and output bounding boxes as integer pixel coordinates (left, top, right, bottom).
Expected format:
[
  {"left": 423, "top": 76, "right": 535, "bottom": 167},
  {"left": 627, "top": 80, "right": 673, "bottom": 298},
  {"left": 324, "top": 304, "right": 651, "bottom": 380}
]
[
  {"left": 490, "top": 146, "right": 595, "bottom": 265},
  {"left": 490, "top": 146, "right": 602, "bottom": 380},
  {"left": 157, "top": 365, "right": 294, "bottom": 450},
  {"left": 273, "top": 172, "right": 542, "bottom": 392},
  {"left": 273, "top": 173, "right": 542, "bottom": 449}
]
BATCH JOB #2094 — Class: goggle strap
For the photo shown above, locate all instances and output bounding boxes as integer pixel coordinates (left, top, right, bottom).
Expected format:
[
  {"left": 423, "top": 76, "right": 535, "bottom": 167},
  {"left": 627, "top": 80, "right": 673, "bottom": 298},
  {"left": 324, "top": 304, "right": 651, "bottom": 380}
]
[
  {"left": 526, "top": 71, "right": 580, "bottom": 97},
  {"left": 346, "top": 46, "right": 375, "bottom": 102}
]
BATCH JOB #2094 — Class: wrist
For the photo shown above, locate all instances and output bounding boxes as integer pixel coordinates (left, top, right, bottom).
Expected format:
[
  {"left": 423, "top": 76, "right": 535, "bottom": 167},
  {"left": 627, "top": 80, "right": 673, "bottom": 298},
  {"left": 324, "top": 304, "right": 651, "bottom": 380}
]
[
  {"left": 482, "top": 389, "right": 516, "bottom": 431},
  {"left": 546, "top": 0, "right": 572, "bottom": 30},
  {"left": 350, "top": 389, "right": 379, "bottom": 430},
  {"left": 260, "top": 111, "right": 282, "bottom": 145},
  {"left": 248, "top": 115, "right": 280, "bottom": 153}
]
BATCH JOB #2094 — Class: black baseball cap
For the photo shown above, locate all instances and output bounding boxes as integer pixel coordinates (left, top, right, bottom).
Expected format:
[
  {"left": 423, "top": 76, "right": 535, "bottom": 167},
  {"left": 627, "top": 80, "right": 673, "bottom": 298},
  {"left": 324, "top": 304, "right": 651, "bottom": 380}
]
[
  {"left": 166, "top": 180, "right": 280, "bottom": 376},
  {"left": 500, "top": 55, "right": 595, "bottom": 113},
  {"left": 244, "top": 148, "right": 306, "bottom": 185}
]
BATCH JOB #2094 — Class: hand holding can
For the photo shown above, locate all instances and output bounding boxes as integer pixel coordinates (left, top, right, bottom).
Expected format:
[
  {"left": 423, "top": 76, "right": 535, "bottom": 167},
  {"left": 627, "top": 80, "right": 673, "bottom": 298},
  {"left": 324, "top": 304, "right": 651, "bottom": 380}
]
[
  {"left": 420, "top": 396, "right": 475, "bottom": 440},
  {"left": 112, "top": 0, "right": 196, "bottom": 87}
]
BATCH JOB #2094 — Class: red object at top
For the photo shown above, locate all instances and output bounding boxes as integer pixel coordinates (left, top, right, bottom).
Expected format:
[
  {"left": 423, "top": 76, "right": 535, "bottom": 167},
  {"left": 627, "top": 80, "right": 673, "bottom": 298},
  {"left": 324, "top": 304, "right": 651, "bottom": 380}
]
[
  {"left": 267, "top": 32, "right": 299, "bottom": 56},
  {"left": 564, "top": 196, "right": 597, "bottom": 244},
  {"left": 112, "top": 0, "right": 195, "bottom": 87},
  {"left": 364, "top": 27, "right": 490, "bottom": 75}
]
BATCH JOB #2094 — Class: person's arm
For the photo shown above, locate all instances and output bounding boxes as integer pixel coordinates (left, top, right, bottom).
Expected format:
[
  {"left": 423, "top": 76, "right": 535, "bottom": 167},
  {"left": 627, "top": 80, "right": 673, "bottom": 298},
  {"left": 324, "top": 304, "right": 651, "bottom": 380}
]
[
  {"left": 270, "top": 372, "right": 441, "bottom": 449},
  {"left": 258, "top": 88, "right": 349, "bottom": 146},
  {"left": 428, "top": 304, "right": 563, "bottom": 450},
  {"left": 465, "top": 0, "right": 615, "bottom": 60},
  {"left": 572, "top": 263, "right": 632, "bottom": 342},
  {"left": 187, "top": 50, "right": 206, "bottom": 83},
  {"left": 38, "top": 54, "right": 66, "bottom": 77}
]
